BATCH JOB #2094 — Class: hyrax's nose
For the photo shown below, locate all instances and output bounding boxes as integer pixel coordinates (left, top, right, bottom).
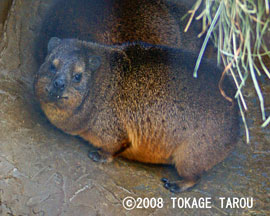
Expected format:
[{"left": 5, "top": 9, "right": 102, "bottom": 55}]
[{"left": 53, "top": 78, "right": 65, "bottom": 90}]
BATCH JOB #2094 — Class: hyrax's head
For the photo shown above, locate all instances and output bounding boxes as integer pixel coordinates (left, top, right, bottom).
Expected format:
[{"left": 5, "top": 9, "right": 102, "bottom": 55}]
[{"left": 34, "top": 37, "right": 102, "bottom": 126}]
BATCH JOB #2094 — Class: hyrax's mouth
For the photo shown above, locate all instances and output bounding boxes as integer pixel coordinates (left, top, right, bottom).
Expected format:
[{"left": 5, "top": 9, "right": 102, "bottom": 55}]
[
  {"left": 45, "top": 88, "right": 69, "bottom": 101},
  {"left": 50, "top": 94, "right": 69, "bottom": 100}
]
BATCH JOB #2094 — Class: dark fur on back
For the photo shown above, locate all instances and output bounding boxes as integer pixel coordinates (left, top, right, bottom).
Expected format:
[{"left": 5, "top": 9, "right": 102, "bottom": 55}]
[{"left": 35, "top": 0, "right": 201, "bottom": 64}]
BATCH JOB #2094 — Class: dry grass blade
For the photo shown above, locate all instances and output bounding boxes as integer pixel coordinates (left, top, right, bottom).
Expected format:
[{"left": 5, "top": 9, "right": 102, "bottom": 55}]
[{"left": 185, "top": 0, "right": 270, "bottom": 143}]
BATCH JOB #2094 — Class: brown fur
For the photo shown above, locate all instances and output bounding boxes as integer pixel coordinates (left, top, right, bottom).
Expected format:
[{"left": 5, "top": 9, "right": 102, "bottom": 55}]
[
  {"left": 34, "top": 38, "right": 239, "bottom": 192},
  {"left": 36, "top": 0, "right": 201, "bottom": 63}
]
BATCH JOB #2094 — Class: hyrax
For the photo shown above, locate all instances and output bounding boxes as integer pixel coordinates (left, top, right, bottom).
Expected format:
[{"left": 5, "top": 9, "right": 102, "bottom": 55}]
[
  {"left": 34, "top": 38, "right": 239, "bottom": 192},
  {"left": 36, "top": 0, "right": 201, "bottom": 63}
]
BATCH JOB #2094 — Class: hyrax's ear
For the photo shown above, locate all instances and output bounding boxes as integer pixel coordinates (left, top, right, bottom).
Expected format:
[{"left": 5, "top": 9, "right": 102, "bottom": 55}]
[
  {"left": 48, "top": 37, "right": 62, "bottom": 53},
  {"left": 110, "top": 49, "right": 131, "bottom": 73},
  {"left": 88, "top": 56, "right": 101, "bottom": 71}
]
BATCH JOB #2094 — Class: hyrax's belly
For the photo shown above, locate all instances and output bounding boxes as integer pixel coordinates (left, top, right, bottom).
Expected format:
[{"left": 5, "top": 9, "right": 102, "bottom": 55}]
[{"left": 119, "top": 127, "right": 173, "bottom": 164}]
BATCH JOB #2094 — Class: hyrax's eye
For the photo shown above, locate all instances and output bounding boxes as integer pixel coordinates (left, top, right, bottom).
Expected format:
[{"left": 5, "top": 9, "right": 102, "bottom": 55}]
[
  {"left": 50, "top": 64, "right": 57, "bottom": 74},
  {"left": 73, "top": 73, "right": 82, "bottom": 82}
]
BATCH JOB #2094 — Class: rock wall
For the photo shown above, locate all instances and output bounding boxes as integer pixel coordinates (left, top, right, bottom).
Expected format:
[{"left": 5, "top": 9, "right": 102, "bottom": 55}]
[{"left": 0, "top": 0, "right": 12, "bottom": 36}]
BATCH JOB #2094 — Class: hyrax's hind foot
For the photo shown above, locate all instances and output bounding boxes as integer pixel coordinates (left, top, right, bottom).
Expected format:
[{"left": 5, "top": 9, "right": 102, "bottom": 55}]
[
  {"left": 161, "top": 178, "right": 198, "bottom": 193},
  {"left": 88, "top": 150, "right": 113, "bottom": 163}
]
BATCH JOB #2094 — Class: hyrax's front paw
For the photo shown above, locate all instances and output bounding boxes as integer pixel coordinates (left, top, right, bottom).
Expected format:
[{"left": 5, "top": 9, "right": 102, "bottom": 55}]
[{"left": 88, "top": 150, "right": 113, "bottom": 163}]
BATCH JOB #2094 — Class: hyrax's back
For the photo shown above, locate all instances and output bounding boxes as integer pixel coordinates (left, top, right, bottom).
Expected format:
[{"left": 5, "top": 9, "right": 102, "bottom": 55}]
[
  {"left": 115, "top": 44, "right": 239, "bottom": 189},
  {"left": 36, "top": 0, "right": 201, "bottom": 63}
]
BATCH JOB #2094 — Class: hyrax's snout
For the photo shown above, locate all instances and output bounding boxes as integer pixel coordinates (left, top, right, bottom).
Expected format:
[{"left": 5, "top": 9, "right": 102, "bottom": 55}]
[
  {"left": 53, "top": 77, "right": 65, "bottom": 91},
  {"left": 46, "top": 75, "right": 67, "bottom": 99}
]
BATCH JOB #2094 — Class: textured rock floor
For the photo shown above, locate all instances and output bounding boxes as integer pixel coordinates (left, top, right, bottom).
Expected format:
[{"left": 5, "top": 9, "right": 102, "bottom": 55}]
[{"left": 0, "top": 1, "right": 269, "bottom": 215}]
